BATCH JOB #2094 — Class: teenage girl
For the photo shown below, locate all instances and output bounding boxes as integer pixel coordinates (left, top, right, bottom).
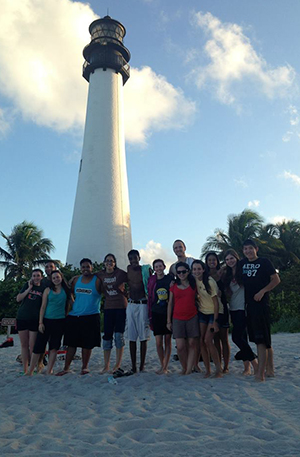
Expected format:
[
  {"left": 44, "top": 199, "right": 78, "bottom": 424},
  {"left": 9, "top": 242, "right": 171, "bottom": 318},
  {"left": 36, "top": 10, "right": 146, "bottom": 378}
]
[
  {"left": 192, "top": 260, "right": 222, "bottom": 378},
  {"left": 205, "top": 252, "right": 230, "bottom": 373},
  {"left": 167, "top": 262, "right": 199, "bottom": 375}
]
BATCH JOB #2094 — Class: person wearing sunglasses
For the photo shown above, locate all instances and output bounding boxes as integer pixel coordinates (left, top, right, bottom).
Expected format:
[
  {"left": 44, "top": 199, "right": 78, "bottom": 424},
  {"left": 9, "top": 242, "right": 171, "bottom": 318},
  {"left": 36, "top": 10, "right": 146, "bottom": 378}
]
[{"left": 167, "top": 262, "right": 199, "bottom": 375}]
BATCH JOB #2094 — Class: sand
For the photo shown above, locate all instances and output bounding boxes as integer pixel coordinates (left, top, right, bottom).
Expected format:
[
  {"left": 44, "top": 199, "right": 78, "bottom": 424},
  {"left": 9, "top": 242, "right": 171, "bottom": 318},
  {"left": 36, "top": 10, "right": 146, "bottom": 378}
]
[{"left": 0, "top": 333, "right": 299, "bottom": 457}]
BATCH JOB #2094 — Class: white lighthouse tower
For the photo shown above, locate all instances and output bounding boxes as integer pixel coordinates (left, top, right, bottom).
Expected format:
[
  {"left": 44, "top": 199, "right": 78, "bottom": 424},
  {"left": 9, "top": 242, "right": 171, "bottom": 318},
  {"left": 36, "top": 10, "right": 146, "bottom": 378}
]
[{"left": 67, "top": 16, "right": 132, "bottom": 269}]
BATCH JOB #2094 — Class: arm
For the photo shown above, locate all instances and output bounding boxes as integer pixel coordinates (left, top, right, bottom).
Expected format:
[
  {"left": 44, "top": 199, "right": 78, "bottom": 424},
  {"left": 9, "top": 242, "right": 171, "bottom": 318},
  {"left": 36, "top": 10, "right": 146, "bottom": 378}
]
[
  {"left": 38, "top": 288, "right": 50, "bottom": 333},
  {"left": 166, "top": 291, "right": 174, "bottom": 331},
  {"left": 16, "top": 282, "right": 32, "bottom": 302},
  {"left": 254, "top": 273, "right": 281, "bottom": 302},
  {"left": 95, "top": 277, "right": 102, "bottom": 294},
  {"left": 212, "top": 295, "right": 219, "bottom": 333}
]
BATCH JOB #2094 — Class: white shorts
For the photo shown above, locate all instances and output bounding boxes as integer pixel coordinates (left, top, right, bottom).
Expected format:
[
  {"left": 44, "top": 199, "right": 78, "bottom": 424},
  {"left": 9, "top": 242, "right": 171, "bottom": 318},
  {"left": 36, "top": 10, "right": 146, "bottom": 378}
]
[{"left": 126, "top": 303, "right": 150, "bottom": 342}]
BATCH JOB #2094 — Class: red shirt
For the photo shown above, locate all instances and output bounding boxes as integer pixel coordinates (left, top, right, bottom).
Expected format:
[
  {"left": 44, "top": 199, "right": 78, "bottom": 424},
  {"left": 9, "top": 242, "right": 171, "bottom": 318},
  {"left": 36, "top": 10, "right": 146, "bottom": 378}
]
[{"left": 170, "top": 284, "right": 197, "bottom": 321}]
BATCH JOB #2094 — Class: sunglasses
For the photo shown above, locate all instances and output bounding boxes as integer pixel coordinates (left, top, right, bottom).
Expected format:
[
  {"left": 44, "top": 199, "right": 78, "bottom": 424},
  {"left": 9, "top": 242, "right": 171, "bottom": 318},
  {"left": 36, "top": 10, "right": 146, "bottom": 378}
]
[{"left": 177, "top": 270, "right": 188, "bottom": 275}]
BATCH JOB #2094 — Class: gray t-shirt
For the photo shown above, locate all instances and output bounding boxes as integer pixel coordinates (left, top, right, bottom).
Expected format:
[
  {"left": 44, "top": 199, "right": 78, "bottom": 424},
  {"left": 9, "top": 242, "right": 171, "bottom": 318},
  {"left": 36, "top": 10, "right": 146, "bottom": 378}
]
[{"left": 229, "top": 281, "right": 245, "bottom": 311}]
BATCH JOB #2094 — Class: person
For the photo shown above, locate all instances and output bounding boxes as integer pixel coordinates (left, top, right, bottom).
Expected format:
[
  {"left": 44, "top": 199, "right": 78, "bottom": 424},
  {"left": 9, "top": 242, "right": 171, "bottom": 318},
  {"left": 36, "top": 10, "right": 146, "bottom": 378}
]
[
  {"left": 223, "top": 249, "right": 258, "bottom": 375},
  {"left": 41, "top": 261, "right": 56, "bottom": 287},
  {"left": 192, "top": 260, "right": 222, "bottom": 378},
  {"left": 205, "top": 252, "right": 230, "bottom": 373},
  {"left": 239, "top": 239, "right": 280, "bottom": 382},
  {"left": 56, "top": 258, "right": 102, "bottom": 376},
  {"left": 147, "top": 259, "right": 173, "bottom": 374},
  {"left": 28, "top": 270, "right": 72, "bottom": 375},
  {"left": 167, "top": 262, "right": 199, "bottom": 375},
  {"left": 126, "top": 249, "right": 152, "bottom": 373},
  {"left": 97, "top": 254, "right": 127, "bottom": 375},
  {"left": 169, "top": 240, "right": 194, "bottom": 276},
  {"left": 16, "top": 269, "right": 45, "bottom": 374}
]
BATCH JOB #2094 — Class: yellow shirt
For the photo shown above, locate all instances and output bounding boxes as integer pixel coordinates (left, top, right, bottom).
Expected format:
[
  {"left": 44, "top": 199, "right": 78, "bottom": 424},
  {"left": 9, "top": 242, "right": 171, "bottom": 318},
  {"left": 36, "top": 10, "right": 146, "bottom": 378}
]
[{"left": 196, "top": 277, "right": 220, "bottom": 315}]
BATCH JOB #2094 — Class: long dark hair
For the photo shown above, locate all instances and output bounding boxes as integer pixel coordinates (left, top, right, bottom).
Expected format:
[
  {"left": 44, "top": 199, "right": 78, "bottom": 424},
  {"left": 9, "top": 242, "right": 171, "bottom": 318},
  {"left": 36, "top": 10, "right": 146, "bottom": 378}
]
[
  {"left": 223, "top": 249, "right": 242, "bottom": 288},
  {"left": 205, "top": 251, "right": 221, "bottom": 271},
  {"left": 50, "top": 270, "right": 71, "bottom": 301},
  {"left": 191, "top": 259, "right": 211, "bottom": 295},
  {"left": 175, "top": 262, "right": 196, "bottom": 290}
]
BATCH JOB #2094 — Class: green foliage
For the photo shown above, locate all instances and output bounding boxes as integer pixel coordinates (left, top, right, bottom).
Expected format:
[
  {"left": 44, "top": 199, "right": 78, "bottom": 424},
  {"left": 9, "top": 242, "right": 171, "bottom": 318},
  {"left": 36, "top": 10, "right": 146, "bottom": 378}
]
[
  {"left": 271, "top": 317, "right": 300, "bottom": 334},
  {"left": 0, "top": 278, "right": 24, "bottom": 321}
]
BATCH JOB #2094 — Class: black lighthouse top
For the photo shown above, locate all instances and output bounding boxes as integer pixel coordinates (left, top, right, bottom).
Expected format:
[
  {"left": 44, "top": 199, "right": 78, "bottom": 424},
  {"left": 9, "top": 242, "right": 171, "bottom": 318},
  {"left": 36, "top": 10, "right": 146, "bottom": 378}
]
[{"left": 83, "top": 15, "right": 131, "bottom": 85}]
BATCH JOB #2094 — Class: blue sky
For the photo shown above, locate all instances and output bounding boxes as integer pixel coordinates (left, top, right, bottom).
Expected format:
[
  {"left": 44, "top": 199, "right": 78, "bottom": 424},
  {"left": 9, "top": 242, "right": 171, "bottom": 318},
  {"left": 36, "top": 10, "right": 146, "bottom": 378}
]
[{"left": 1, "top": 0, "right": 300, "bottom": 267}]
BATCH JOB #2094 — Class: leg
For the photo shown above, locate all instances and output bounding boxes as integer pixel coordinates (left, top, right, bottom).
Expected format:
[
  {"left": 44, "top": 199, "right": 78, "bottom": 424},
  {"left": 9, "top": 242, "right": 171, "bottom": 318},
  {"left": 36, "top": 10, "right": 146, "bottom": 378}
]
[
  {"left": 163, "top": 334, "right": 172, "bottom": 373},
  {"left": 266, "top": 347, "right": 275, "bottom": 377},
  {"left": 46, "top": 349, "right": 57, "bottom": 375},
  {"left": 112, "top": 330, "right": 125, "bottom": 372},
  {"left": 155, "top": 335, "right": 164, "bottom": 373},
  {"left": 18, "top": 330, "right": 30, "bottom": 374},
  {"left": 176, "top": 338, "right": 188, "bottom": 374},
  {"left": 256, "top": 344, "right": 267, "bottom": 381},
  {"left": 28, "top": 331, "right": 38, "bottom": 359},
  {"left": 205, "top": 327, "right": 222, "bottom": 378},
  {"left": 81, "top": 348, "right": 92, "bottom": 373},
  {"left": 213, "top": 331, "right": 222, "bottom": 363},
  {"left": 129, "top": 341, "right": 137, "bottom": 373},
  {"left": 219, "top": 328, "right": 230, "bottom": 373},
  {"left": 140, "top": 340, "right": 147, "bottom": 372},
  {"left": 200, "top": 323, "right": 211, "bottom": 377},
  {"left": 28, "top": 353, "right": 40, "bottom": 376},
  {"left": 186, "top": 338, "right": 197, "bottom": 375},
  {"left": 102, "top": 309, "right": 114, "bottom": 373},
  {"left": 56, "top": 346, "right": 77, "bottom": 375}
]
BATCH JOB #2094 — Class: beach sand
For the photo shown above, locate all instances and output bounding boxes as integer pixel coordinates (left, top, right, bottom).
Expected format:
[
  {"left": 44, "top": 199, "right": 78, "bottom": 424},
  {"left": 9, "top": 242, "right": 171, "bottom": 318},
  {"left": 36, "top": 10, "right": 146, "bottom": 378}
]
[{"left": 0, "top": 333, "right": 299, "bottom": 457}]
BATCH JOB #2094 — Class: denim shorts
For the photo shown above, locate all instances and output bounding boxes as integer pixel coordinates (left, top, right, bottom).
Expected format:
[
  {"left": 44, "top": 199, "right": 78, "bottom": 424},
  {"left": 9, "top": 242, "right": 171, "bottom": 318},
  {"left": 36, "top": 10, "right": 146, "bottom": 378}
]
[{"left": 198, "top": 312, "right": 214, "bottom": 325}]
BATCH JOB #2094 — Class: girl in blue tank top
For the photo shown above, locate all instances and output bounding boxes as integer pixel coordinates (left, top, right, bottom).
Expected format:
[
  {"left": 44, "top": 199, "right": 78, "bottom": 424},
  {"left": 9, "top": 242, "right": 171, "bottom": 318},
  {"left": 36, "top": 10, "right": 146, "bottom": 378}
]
[{"left": 28, "top": 270, "right": 72, "bottom": 376}]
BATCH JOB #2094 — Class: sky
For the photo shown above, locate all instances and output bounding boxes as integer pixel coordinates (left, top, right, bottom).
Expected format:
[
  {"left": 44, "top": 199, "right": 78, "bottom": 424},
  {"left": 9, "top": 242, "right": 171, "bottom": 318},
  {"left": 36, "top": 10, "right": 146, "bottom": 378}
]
[{"left": 1, "top": 0, "right": 300, "bottom": 268}]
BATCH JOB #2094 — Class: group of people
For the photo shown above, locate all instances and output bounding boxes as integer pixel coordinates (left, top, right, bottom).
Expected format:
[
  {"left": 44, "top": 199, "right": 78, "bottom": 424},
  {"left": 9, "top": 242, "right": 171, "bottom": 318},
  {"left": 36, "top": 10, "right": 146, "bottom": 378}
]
[{"left": 16, "top": 238, "right": 280, "bottom": 382}]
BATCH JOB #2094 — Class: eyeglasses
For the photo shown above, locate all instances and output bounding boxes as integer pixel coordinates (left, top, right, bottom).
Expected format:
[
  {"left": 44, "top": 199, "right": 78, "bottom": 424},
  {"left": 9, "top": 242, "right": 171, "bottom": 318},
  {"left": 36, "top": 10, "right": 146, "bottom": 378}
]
[
  {"left": 177, "top": 270, "right": 188, "bottom": 275},
  {"left": 105, "top": 260, "right": 115, "bottom": 263}
]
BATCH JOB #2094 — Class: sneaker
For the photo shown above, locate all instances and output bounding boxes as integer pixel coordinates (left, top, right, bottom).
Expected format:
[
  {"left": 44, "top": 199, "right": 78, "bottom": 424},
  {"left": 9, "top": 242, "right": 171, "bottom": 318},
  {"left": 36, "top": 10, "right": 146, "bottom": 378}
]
[{"left": 0, "top": 338, "right": 14, "bottom": 348}]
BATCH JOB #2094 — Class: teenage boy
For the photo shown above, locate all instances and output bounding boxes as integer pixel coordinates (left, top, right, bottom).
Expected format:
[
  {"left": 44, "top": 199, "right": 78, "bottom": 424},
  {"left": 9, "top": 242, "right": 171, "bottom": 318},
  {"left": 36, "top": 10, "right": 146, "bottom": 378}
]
[
  {"left": 56, "top": 258, "right": 102, "bottom": 376},
  {"left": 240, "top": 239, "right": 280, "bottom": 382},
  {"left": 126, "top": 250, "right": 152, "bottom": 373},
  {"left": 169, "top": 240, "right": 194, "bottom": 276},
  {"left": 41, "top": 261, "right": 56, "bottom": 287}
]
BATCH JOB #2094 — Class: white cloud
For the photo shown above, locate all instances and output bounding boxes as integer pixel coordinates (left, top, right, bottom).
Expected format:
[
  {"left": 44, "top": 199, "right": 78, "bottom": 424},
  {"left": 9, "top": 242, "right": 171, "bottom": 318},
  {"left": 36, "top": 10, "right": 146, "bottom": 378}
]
[
  {"left": 140, "top": 240, "right": 174, "bottom": 270},
  {"left": 269, "top": 215, "right": 291, "bottom": 224},
  {"left": 282, "top": 131, "right": 293, "bottom": 142},
  {"left": 234, "top": 178, "right": 248, "bottom": 188},
  {"left": 248, "top": 200, "right": 260, "bottom": 208},
  {"left": 0, "top": 0, "right": 195, "bottom": 145},
  {"left": 283, "top": 171, "right": 300, "bottom": 187},
  {"left": 124, "top": 67, "right": 196, "bottom": 144},
  {"left": 0, "top": 107, "right": 10, "bottom": 137},
  {"left": 190, "top": 12, "right": 295, "bottom": 104},
  {"left": 282, "top": 105, "right": 300, "bottom": 143}
]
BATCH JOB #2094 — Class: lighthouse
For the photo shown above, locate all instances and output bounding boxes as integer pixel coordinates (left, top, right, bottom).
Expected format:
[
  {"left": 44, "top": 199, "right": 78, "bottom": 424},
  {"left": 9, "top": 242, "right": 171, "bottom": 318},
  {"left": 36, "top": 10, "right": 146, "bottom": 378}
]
[{"left": 67, "top": 16, "right": 132, "bottom": 269}]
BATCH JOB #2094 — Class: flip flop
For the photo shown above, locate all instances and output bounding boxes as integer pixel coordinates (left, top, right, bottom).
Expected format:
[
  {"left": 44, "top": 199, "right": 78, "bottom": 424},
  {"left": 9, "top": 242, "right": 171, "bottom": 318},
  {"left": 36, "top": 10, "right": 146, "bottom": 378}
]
[
  {"left": 80, "top": 369, "right": 90, "bottom": 376},
  {"left": 113, "top": 368, "right": 126, "bottom": 378},
  {"left": 125, "top": 369, "right": 136, "bottom": 377}
]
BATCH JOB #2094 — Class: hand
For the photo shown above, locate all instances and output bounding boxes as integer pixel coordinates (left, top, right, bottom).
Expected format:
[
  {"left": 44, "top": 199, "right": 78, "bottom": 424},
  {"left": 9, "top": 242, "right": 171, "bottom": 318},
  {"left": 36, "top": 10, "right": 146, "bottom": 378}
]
[
  {"left": 212, "top": 321, "right": 219, "bottom": 333},
  {"left": 38, "top": 323, "right": 45, "bottom": 333},
  {"left": 254, "top": 290, "right": 265, "bottom": 302},
  {"left": 28, "top": 280, "right": 33, "bottom": 291},
  {"left": 166, "top": 322, "right": 172, "bottom": 331}
]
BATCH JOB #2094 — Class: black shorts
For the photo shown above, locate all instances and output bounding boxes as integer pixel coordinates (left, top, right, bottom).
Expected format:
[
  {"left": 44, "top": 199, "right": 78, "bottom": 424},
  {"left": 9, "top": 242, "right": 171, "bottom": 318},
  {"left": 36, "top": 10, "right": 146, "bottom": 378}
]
[
  {"left": 103, "top": 308, "right": 126, "bottom": 340},
  {"left": 216, "top": 313, "right": 230, "bottom": 329},
  {"left": 63, "top": 314, "right": 101, "bottom": 349},
  {"left": 246, "top": 302, "right": 271, "bottom": 348},
  {"left": 17, "top": 319, "right": 39, "bottom": 332},
  {"left": 151, "top": 312, "right": 172, "bottom": 336},
  {"left": 33, "top": 318, "right": 65, "bottom": 353}
]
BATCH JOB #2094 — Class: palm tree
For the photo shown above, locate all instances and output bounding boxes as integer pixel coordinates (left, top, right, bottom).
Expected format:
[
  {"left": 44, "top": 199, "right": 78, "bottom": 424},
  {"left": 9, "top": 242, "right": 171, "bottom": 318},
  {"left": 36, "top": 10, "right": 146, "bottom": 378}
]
[
  {"left": 261, "top": 220, "right": 300, "bottom": 269},
  {"left": 201, "top": 210, "right": 264, "bottom": 259},
  {"left": 0, "top": 221, "right": 54, "bottom": 279}
]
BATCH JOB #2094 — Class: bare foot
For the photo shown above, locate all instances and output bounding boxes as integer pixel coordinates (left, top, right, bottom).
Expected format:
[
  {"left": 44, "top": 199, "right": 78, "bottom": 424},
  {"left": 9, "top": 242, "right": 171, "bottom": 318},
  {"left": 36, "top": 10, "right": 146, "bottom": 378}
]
[
  {"left": 204, "top": 371, "right": 211, "bottom": 378},
  {"left": 37, "top": 364, "right": 44, "bottom": 374},
  {"left": 162, "top": 369, "right": 169, "bottom": 375},
  {"left": 155, "top": 368, "right": 164, "bottom": 375},
  {"left": 223, "top": 367, "right": 229, "bottom": 374},
  {"left": 193, "top": 365, "right": 202, "bottom": 373},
  {"left": 242, "top": 369, "right": 252, "bottom": 376},
  {"left": 214, "top": 371, "right": 223, "bottom": 378},
  {"left": 265, "top": 371, "right": 275, "bottom": 378},
  {"left": 255, "top": 374, "right": 265, "bottom": 382},
  {"left": 100, "top": 367, "right": 110, "bottom": 375},
  {"left": 185, "top": 369, "right": 192, "bottom": 375},
  {"left": 180, "top": 369, "right": 186, "bottom": 375},
  {"left": 55, "top": 370, "right": 70, "bottom": 377}
]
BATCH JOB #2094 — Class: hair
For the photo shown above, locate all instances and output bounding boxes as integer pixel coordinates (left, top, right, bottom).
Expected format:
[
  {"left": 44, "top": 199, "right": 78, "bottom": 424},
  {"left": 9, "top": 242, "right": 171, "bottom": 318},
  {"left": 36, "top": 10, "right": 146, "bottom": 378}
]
[
  {"left": 32, "top": 268, "right": 43, "bottom": 276},
  {"left": 127, "top": 249, "right": 140, "bottom": 259},
  {"left": 223, "top": 249, "right": 242, "bottom": 288},
  {"left": 205, "top": 251, "right": 221, "bottom": 271},
  {"left": 242, "top": 239, "right": 258, "bottom": 249},
  {"left": 45, "top": 260, "right": 56, "bottom": 266},
  {"left": 152, "top": 259, "right": 166, "bottom": 270},
  {"left": 191, "top": 259, "right": 211, "bottom": 294},
  {"left": 50, "top": 270, "right": 72, "bottom": 312},
  {"left": 80, "top": 258, "right": 92, "bottom": 266},
  {"left": 173, "top": 239, "right": 186, "bottom": 249},
  {"left": 175, "top": 261, "right": 196, "bottom": 289},
  {"left": 104, "top": 253, "right": 117, "bottom": 269}
]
